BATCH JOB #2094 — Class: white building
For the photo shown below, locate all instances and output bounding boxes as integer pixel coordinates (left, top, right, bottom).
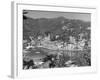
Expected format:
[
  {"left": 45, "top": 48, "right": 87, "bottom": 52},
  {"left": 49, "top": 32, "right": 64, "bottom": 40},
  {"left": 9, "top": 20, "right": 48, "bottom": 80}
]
[
  {"left": 77, "top": 39, "right": 86, "bottom": 50},
  {"left": 69, "top": 36, "right": 76, "bottom": 44}
]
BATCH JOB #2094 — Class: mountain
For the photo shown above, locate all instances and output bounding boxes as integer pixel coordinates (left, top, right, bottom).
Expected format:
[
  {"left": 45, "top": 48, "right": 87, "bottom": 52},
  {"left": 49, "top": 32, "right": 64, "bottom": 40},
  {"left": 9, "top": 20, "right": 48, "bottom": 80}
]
[{"left": 23, "top": 16, "right": 91, "bottom": 41}]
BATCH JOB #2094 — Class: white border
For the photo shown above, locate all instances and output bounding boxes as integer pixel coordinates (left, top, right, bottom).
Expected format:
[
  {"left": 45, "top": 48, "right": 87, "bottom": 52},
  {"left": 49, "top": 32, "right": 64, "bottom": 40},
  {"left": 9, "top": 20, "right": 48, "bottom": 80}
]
[{"left": 12, "top": 2, "right": 97, "bottom": 78}]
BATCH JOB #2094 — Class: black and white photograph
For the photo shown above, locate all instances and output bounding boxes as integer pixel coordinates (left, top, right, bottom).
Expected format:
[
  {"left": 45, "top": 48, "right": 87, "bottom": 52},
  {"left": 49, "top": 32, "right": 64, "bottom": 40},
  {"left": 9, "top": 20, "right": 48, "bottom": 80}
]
[{"left": 23, "top": 10, "right": 91, "bottom": 70}]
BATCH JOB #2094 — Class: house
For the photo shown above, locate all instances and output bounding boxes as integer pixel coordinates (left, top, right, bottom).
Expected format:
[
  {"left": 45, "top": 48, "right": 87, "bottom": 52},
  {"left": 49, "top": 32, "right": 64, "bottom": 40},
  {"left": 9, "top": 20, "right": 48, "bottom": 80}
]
[
  {"left": 77, "top": 39, "right": 86, "bottom": 50},
  {"left": 69, "top": 36, "right": 76, "bottom": 44},
  {"left": 62, "top": 25, "right": 68, "bottom": 30},
  {"left": 67, "top": 44, "right": 76, "bottom": 50},
  {"left": 44, "top": 34, "right": 51, "bottom": 41},
  {"left": 25, "top": 43, "right": 33, "bottom": 49},
  {"left": 79, "top": 33, "right": 84, "bottom": 40}
]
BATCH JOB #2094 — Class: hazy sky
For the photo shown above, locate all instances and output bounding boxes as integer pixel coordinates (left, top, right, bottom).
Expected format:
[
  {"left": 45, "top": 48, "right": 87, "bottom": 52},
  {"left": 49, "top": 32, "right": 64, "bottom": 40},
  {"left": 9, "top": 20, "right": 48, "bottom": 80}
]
[{"left": 24, "top": 10, "right": 91, "bottom": 22}]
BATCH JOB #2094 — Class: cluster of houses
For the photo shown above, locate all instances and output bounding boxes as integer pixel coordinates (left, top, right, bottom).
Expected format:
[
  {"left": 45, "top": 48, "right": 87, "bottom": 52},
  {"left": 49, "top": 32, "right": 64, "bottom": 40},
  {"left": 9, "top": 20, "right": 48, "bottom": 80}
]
[{"left": 23, "top": 33, "right": 90, "bottom": 51}]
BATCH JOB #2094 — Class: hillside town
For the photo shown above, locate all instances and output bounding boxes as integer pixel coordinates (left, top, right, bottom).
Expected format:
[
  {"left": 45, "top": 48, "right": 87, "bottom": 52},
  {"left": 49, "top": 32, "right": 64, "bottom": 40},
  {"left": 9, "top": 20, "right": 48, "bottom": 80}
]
[
  {"left": 23, "top": 10, "right": 91, "bottom": 69},
  {"left": 23, "top": 32, "right": 90, "bottom": 51}
]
